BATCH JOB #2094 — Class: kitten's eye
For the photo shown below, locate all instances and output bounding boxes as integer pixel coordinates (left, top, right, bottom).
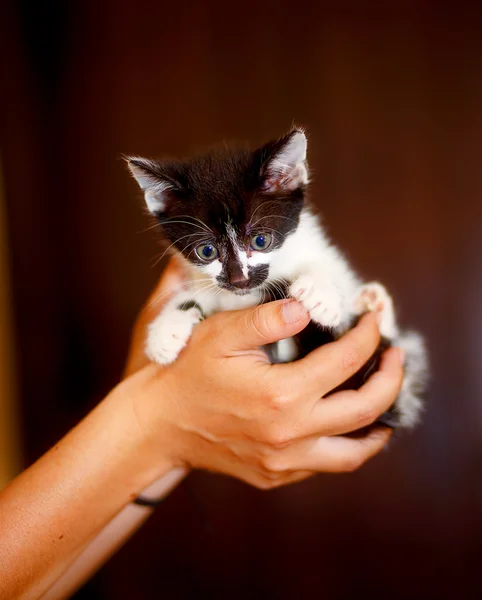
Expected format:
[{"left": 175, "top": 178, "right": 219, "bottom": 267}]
[
  {"left": 250, "top": 233, "right": 273, "bottom": 251},
  {"left": 195, "top": 244, "right": 219, "bottom": 262}
]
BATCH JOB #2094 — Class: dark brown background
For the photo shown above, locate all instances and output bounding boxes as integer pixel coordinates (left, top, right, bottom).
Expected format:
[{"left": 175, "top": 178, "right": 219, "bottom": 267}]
[{"left": 1, "top": 1, "right": 482, "bottom": 598}]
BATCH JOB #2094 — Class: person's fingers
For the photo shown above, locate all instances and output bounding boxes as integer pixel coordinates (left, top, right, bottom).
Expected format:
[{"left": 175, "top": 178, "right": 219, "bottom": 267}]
[
  {"left": 299, "top": 346, "right": 404, "bottom": 437},
  {"left": 277, "top": 312, "right": 381, "bottom": 397},
  {"left": 209, "top": 299, "right": 310, "bottom": 354},
  {"left": 273, "top": 427, "right": 392, "bottom": 473}
]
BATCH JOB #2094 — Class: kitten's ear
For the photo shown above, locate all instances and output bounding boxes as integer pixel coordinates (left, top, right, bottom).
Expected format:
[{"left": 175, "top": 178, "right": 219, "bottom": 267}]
[
  {"left": 259, "top": 128, "right": 308, "bottom": 193},
  {"left": 126, "top": 157, "right": 178, "bottom": 215}
]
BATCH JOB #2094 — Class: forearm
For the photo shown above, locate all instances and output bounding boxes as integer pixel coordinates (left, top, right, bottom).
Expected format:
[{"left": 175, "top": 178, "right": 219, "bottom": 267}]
[
  {"left": 0, "top": 380, "right": 174, "bottom": 600},
  {"left": 41, "top": 468, "right": 187, "bottom": 600}
]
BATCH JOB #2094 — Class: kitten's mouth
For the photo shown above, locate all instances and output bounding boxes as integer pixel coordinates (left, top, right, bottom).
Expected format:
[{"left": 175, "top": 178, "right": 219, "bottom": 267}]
[
  {"left": 221, "top": 283, "right": 260, "bottom": 296},
  {"left": 232, "top": 288, "right": 256, "bottom": 296}
]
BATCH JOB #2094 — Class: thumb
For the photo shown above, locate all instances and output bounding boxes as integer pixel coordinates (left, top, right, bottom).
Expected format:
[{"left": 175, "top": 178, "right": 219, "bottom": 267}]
[{"left": 213, "top": 299, "right": 310, "bottom": 353}]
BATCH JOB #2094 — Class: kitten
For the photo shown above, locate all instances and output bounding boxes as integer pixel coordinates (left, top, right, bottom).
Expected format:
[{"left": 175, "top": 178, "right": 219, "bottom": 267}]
[{"left": 127, "top": 129, "right": 427, "bottom": 429}]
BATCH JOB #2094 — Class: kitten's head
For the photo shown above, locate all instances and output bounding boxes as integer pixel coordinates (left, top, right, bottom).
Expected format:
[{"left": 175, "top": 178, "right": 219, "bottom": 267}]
[{"left": 127, "top": 129, "right": 309, "bottom": 295}]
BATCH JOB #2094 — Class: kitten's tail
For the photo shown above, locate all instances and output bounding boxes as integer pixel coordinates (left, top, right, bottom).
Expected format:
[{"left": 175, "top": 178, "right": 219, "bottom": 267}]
[{"left": 392, "top": 330, "right": 429, "bottom": 429}]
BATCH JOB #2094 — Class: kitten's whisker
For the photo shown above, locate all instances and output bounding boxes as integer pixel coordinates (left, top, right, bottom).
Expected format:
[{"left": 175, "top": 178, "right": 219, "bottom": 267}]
[
  {"left": 142, "top": 278, "right": 206, "bottom": 312},
  {"left": 273, "top": 280, "right": 287, "bottom": 300},
  {"left": 191, "top": 282, "right": 219, "bottom": 306},
  {"left": 249, "top": 200, "right": 282, "bottom": 220},
  {"left": 250, "top": 214, "right": 298, "bottom": 229},
  {"left": 136, "top": 221, "right": 162, "bottom": 235},
  {"left": 151, "top": 233, "right": 208, "bottom": 267},
  {"left": 173, "top": 214, "right": 214, "bottom": 234},
  {"left": 249, "top": 200, "right": 299, "bottom": 226},
  {"left": 159, "top": 216, "right": 213, "bottom": 235},
  {"left": 156, "top": 221, "right": 210, "bottom": 234}
]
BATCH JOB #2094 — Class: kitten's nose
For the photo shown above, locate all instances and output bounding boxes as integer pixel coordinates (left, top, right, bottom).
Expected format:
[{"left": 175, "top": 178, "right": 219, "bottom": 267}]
[
  {"left": 228, "top": 261, "right": 250, "bottom": 288},
  {"left": 230, "top": 275, "right": 250, "bottom": 289}
]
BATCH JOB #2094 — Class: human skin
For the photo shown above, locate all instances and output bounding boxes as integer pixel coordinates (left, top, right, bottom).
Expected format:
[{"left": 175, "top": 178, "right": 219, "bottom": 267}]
[{"left": 0, "top": 259, "right": 402, "bottom": 599}]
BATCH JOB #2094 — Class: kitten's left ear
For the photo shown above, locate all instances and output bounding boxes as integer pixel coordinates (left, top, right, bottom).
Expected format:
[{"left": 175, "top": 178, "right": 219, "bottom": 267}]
[
  {"left": 126, "top": 157, "right": 177, "bottom": 215},
  {"left": 260, "top": 128, "right": 308, "bottom": 193}
]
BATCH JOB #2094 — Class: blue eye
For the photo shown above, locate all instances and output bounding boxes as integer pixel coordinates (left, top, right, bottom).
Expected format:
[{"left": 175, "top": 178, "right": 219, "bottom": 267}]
[
  {"left": 195, "top": 244, "right": 219, "bottom": 262},
  {"left": 250, "top": 233, "right": 273, "bottom": 251}
]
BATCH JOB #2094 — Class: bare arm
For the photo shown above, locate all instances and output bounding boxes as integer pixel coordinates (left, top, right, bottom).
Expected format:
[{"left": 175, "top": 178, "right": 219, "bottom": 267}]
[
  {"left": 0, "top": 376, "right": 176, "bottom": 600},
  {"left": 42, "top": 260, "right": 189, "bottom": 599},
  {"left": 40, "top": 468, "right": 186, "bottom": 600},
  {"left": 2, "top": 261, "right": 188, "bottom": 600}
]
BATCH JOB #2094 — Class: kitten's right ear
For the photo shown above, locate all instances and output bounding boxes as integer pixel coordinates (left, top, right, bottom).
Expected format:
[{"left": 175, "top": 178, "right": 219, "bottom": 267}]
[
  {"left": 126, "top": 157, "right": 175, "bottom": 215},
  {"left": 259, "top": 128, "right": 309, "bottom": 193}
]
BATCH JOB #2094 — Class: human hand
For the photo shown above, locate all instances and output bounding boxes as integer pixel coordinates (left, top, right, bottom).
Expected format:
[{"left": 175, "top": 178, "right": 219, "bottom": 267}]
[{"left": 119, "top": 261, "right": 402, "bottom": 490}]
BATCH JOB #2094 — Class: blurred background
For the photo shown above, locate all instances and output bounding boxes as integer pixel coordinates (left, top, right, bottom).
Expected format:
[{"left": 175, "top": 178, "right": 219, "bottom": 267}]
[{"left": 1, "top": 1, "right": 482, "bottom": 598}]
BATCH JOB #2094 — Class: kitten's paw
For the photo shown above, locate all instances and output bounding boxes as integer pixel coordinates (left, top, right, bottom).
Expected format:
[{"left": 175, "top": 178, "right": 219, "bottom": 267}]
[
  {"left": 354, "top": 282, "right": 398, "bottom": 338},
  {"left": 290, "top": 275, "right": 342, "bottom": 328},
  {"left": 146, "top": 307, "right": 202, "bottom": 365},
  {"left": 355, "top": 282, "right": 390, "bottom": 314}
]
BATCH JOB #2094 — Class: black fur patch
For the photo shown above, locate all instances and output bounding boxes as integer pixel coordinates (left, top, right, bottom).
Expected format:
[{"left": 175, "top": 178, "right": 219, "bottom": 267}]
[{"left": 178, "top": 300, "right": 205, "bottom": 319}]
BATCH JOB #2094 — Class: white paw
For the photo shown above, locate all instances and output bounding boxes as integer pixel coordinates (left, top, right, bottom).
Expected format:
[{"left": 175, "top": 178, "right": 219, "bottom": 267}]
[
  {"left": 146, "top": 307, "right": 202, "bottom": 365},
  {"left": 354, "top": 282, "right": 398, "bottom": 338},
  {"left": 354, "top": 282, "right": 390, "bottom": 314},
  {"left": 289, "top": 275, "right": 342, "bottom": 328}
]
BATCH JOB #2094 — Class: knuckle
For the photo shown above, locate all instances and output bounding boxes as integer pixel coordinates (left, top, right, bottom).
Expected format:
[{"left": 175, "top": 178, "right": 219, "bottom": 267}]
[
  {"left": 371, "top": 372, "right": 400, "bottom": 408},
  {"left": 356, "top": 403, "right": 378, "bottom": 427},
  {"left": 263, "top": 423, "right": 293, "bottom": 448},
  {"left": 265, "top": 387, "right": 291, "bottom": 410},
  {"left": 249, "top": 310, "right": 272, "bottom": 340},
  {"left": 255, "top": 477, "right": 279, "bottom": 491},
  {"left": 341, "top": 341, "right": 363, "bottom": 371},
  {"left": 261, "top": 453, "right": 287, "bottom": 474}
]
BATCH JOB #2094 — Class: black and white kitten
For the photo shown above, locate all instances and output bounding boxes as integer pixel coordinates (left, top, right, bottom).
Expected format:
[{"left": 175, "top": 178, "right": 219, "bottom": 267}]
[{"left": 127, "top": 129, "right": 427, "bottom": 429}]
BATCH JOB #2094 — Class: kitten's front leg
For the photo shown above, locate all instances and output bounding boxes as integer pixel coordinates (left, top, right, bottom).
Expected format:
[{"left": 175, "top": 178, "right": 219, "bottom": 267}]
[
  {"left": 289, "top": 273, "right": 343, "bottom": 329},
  {"left": 146, "top": 294, "right": 205, "bottom": 365}
]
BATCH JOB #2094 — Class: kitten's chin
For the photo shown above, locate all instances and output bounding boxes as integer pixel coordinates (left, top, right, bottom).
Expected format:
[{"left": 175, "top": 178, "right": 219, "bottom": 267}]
[
  {"left": 228, "top": 287, "right": 258, "bottom": 296},
  {"left": 218, "top": 283, "right": 261, "bottom": 296},
  {"left": 232, "top": 288, "right": 256, "bottom": 296}
]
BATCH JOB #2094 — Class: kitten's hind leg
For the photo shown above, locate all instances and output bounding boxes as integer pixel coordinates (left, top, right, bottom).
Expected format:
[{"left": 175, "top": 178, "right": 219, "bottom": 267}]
[{"left": 354, "top": 282, "right": 399, "bottom": 339}]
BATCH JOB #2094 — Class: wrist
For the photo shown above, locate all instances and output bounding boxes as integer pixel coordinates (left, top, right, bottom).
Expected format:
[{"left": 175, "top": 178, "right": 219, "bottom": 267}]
[
  {"left": 114, "top": 364, "right": 182, "bottom": 482},
  {"left": 133, "top": 466, "right": 188, "bottom": 507}
]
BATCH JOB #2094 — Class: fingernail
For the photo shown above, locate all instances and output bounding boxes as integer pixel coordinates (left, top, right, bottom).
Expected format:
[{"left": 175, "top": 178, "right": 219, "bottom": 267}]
[
  {"left": 282, "top": 300, "right": 308, "bottom": 324},
  {"left": 397, "top": 348, "right": 406, "bottom": 365}
]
